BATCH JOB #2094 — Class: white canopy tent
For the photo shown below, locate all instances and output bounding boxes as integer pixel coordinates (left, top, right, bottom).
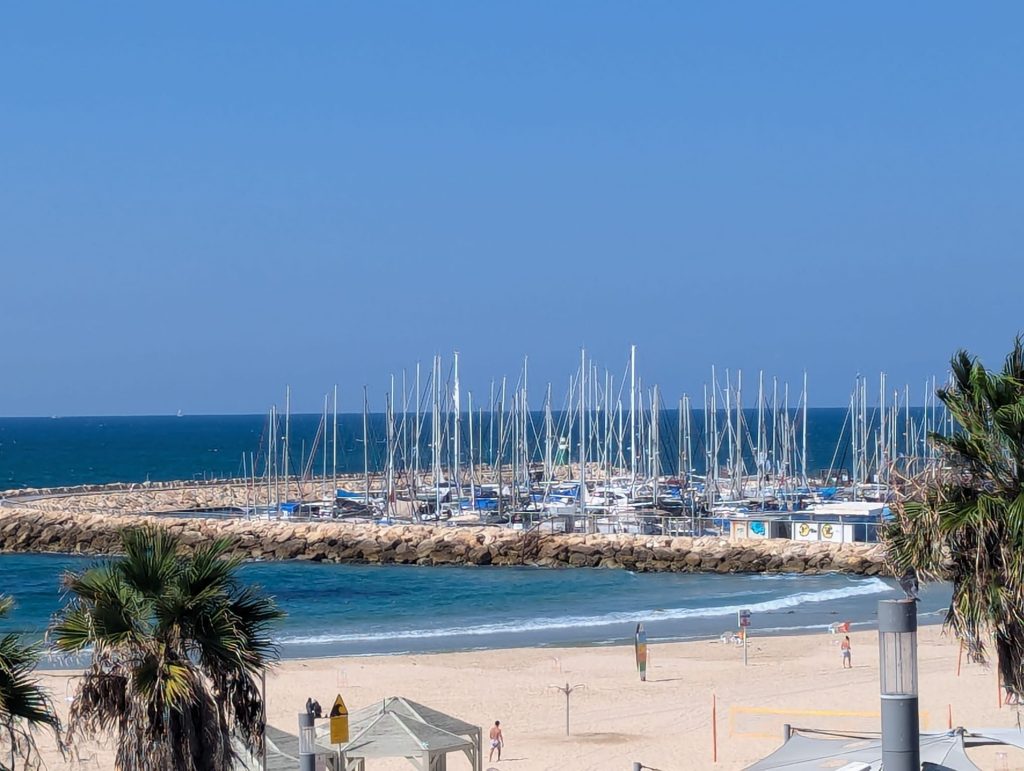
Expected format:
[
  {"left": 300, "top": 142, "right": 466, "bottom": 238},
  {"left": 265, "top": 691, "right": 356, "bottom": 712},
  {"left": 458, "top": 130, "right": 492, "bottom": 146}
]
[
  {"left": 317, "top": 696, "right": 482, "bottom": 771},
  {"left": 744, "top": 727, "right": 1024, "bottom": 770}
]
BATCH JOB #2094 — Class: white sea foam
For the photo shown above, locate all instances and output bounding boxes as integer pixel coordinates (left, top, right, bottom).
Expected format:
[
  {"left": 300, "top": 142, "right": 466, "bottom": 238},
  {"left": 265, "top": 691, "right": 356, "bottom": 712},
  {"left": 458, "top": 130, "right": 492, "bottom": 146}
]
[{"left": 278, "top": 577, "right": 896, "bottom": 646}]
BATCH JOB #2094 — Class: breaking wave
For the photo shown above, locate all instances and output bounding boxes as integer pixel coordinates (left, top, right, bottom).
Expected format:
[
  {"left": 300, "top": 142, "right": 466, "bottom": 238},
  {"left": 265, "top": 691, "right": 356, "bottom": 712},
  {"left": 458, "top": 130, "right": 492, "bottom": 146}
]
[{"left": 279, "top": 577, "right": 894, "bottom": 646}]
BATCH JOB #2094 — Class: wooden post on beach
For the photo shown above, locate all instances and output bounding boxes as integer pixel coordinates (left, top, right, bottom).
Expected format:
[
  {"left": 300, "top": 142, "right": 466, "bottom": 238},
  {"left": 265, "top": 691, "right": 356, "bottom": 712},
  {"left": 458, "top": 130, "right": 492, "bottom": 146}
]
[
  {"left": 947, "top": 704, "right": 952, "bottom": 730},
  {"left": 712, "top": 693, "right": 718, "bottom": 763},
  {"left": 956, "top": 641, "right": 963, "bottom": 677}
]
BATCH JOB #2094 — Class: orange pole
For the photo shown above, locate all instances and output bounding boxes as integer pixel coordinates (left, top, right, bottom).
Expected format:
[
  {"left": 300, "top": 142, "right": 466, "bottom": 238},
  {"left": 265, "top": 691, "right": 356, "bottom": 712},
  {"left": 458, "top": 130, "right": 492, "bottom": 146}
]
[
  {"left": 712, "top": 693, "right": 718, "bottom": 763},
  {"left": 956, "top": 641, "right": 964, "bottom": 677}
]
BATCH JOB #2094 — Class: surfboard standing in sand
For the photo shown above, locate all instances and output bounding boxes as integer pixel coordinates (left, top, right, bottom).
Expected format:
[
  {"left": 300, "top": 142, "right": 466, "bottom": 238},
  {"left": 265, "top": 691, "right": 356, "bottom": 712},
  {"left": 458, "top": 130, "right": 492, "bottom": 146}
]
[{"left": 635, "top": 623, "right": 648, "bottom": 681}]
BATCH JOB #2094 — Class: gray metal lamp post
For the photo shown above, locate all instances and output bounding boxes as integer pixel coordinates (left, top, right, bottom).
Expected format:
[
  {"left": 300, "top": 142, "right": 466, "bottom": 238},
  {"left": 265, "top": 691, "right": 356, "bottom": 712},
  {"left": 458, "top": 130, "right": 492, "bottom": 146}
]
[
  {"left": 878, "top": 599, "right": 919, "bottom": 771},
  {"left": 298, "top": 710, "right": 316, "bottom": 771}
]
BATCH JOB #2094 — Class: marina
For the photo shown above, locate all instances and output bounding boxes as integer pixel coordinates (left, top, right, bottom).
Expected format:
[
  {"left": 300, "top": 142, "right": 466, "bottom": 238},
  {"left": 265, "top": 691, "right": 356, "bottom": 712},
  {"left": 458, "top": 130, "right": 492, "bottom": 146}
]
[{"left": 157, "top": 348, "right": 954, "bottom": 551}]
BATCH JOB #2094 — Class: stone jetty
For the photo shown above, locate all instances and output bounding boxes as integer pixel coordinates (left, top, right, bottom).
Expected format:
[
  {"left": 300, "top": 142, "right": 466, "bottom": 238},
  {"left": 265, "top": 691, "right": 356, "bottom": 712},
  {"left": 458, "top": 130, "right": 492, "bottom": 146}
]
[{"left": 0, "top": 482, "right": 889, "bottom": 574}]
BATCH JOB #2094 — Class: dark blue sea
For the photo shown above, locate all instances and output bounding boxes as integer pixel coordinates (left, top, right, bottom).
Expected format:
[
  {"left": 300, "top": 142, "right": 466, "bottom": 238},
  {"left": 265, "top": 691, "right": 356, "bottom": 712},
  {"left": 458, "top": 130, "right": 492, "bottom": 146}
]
[{"left": 0, "top": 408, "right": 919, "bottom": 489}]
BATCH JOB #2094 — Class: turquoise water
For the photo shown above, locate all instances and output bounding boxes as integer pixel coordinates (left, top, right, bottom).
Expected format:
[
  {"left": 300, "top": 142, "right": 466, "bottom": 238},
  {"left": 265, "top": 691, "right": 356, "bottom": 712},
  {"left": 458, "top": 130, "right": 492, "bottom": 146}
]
[
  {"left": 0, "top": 408, "right": 919, "bottom": 490},
  {"left": 0, "top": 554, "right": 948, "bottom": 660}
]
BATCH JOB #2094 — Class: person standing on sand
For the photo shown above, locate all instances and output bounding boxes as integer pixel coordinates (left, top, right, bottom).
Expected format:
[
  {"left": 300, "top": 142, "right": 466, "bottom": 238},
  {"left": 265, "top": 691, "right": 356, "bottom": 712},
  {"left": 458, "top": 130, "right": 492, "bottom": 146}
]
[
  {"left": 489, "top": 720, "right": 504, "bottom": 762},
  {"left": 841, "top": 635, "right": 852, "bottom": 668}
]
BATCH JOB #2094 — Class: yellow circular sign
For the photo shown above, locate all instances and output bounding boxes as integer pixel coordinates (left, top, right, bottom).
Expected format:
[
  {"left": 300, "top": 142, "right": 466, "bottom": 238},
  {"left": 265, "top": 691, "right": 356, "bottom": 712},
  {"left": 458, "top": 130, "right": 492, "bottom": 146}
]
[
  {"left": 799, "top": 523, "right": 810, "bottom": 537},
  {"left": 821, "top": 524, "right": 834, "bottom": 539}
]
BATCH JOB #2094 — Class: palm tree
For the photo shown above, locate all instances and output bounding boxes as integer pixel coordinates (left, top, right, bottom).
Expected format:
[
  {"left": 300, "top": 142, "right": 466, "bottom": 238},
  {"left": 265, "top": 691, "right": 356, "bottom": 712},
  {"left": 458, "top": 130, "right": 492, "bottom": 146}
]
[
  {"left": 51, "top": 526, "right": 283, "bottom": 771},
  {"left": 886, "top": 337, "right": 1024, "bottom": 701},
  {"left": 0, "top": 595, "right": 61, "bottom": 770}
]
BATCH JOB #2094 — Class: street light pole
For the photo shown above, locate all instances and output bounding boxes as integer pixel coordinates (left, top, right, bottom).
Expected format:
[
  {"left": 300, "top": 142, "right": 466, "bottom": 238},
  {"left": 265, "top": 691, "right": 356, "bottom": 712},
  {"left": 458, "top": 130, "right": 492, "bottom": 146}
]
[
  {"left": 298, "top": 710, "right": 316, "bottom": 771},
  {"left": 878, "top": 599, "right": 919, "bottom": 771}
]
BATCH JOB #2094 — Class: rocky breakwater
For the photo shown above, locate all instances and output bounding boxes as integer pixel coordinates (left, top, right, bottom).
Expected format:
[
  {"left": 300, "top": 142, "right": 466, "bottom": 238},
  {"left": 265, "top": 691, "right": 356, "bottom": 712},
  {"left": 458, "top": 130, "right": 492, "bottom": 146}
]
[
  {"left": 0, "top": 479, "right": 354, "bottom": 515},
  {"left": 0, "top": 508, "right": 889, "bottom": 575}
]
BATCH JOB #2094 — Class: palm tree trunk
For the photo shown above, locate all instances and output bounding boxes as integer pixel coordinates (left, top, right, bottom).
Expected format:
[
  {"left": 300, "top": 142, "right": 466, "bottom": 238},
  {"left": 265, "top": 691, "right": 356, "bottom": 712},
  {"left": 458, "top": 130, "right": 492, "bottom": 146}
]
[{"left": 996, "top": 622, "right": 1024, "bottom": 701}]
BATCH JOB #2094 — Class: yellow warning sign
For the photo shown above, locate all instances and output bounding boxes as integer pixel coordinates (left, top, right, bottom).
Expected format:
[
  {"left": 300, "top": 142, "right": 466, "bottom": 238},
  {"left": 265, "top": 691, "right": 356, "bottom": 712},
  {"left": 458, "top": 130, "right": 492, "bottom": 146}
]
[{"left": 330, "top": 694, "right": 349, "bottom": 744}]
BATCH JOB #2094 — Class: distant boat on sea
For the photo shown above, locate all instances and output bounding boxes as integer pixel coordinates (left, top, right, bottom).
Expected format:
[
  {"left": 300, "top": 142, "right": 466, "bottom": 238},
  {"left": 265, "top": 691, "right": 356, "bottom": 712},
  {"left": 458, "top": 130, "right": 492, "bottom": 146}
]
[{"left": 176, "top": 409, "right": 184, "bottom": 418}]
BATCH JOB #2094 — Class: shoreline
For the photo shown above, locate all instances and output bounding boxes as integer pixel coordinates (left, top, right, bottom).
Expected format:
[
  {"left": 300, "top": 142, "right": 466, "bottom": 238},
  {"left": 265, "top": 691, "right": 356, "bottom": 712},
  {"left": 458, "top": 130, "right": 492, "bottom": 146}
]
[
  {"left": 268, "top": 602, "right": 951, "bottom": 661},
  {"left": 34, "top": 605, "right": 951, "bottom": 669}
]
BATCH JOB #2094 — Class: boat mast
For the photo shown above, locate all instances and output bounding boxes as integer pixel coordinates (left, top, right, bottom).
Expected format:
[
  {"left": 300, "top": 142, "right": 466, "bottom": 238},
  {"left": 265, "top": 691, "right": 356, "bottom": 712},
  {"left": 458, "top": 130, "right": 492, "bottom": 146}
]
[
  {"left": 386, "top": 386, "right": 395, "bottom": 519},
  {"left": 652, "top": 384, "right": 660, "bottom": 509},
  {"left": 757, "top": 370, "right": 764, "bottom": 501},
  {"left": 801, "top": 371, "right": 808, "bottom": 486},
  {"left": 735, "top": 370, "right": 743, "bottom": 500},
  {"left": 709, "top": 368, "right": 717, "bottom": 507},
  {"left": 725, "top": 371, "right": 733, "bottom": 496},
  {"left": 629, "top": 344, "right": 636, "bottom": 493},
  {"left": 879, "top": 371, "right": 886, "bottom": 485},
  {"left": 332, "top": 385, "right": 338, "bottom": 503},
  {"left": 616, "top": 399, "right": 624, "bottom": 474},
  {"left": 414, "top": 362, "right": 421, "bottom": 502},
  {"left": 771, "top": 377, "right": 778, "bottom": 485},
  {"left": 249, "top": 451, "right": 255, "bottom": 519},
  {"left": 488, "top": 380, "right": 496, "bottom": 473},
  {"left": 904, "top": 383, "right": 911, "bottom": 474},
  {"left": 683, "top": 394, "right": 692, "bottom": 483},
  {"left": 598, "top": 366, "right": 606, "bottom": 481},
  {"left": 363, "top": 385, "right": 370, "bottom": 509},
  {"left": 322, "top": 393, "right": 329, "bottom": 498},
  {"left": 401, "top": 369, "right": 408, "bottom": 492},
  {"left": 522, "top": 356, "right": 529, "bottom": 493},
  {"left": 496, "top": 377, "right": 505, "bottom": 519},
  {"left": 269, "top": 405, "right": 277, "bottom": 515},
  {"left": 468, "top": 391, "right": 475, "bottom": 499},
  {"left": 636, "top": 375, "right": 645, "bottom": 480},
  {"left": 782, "top": 383, "right": 790, "bottom": 495},
  {"left": 284, "top": 385, "right": 291, "bottom": 501},
  {"left": 511, "top": 379, "right": 519, "bottom": 507},
  {"left": 580, "top": 348, "right": 587, "bottom": 520},
  {"left": 544, "top": 383, "right": 553, "bottom": 483},
  {"left": 851, "top": 379, "right": 859, "bottom": 497},
  {"left": 677, "top": 396, "right": 684, "bottom": 479},
  {"left": 863, "top": 377, "right": 869, "bottom": 487},
  {"left": 453, "top": 351, "right": 462, "bottom": 501},
  {"left": 433, "top": 356, "right": 441, "bottom": 516}
]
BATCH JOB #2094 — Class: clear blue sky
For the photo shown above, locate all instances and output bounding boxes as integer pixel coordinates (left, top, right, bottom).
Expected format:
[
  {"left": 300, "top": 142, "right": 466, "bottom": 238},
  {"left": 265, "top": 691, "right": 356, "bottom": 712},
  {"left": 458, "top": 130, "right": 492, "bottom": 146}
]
[{"left": 2, "top": 3, "right": 1021, "bottom": 416}]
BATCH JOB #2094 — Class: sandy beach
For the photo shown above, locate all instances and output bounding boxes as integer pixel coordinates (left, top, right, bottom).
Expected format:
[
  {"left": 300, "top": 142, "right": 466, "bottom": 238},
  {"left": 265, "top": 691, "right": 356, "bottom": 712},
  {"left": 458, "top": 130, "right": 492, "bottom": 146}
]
[{"left": 33, "top": 624, "right": 1024, "bottom": 770}]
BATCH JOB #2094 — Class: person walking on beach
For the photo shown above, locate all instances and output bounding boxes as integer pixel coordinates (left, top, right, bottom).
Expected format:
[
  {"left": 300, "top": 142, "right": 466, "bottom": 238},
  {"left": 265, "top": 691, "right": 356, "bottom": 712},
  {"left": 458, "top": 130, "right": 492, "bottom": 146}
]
[
  {"left": 841, "top": 635, "right": 852, "bottom": 669},
  {"left": 489, "top": 720, "right": 504, "bottom": 762}
]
